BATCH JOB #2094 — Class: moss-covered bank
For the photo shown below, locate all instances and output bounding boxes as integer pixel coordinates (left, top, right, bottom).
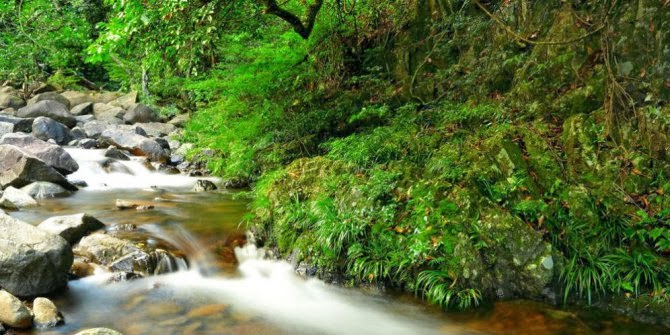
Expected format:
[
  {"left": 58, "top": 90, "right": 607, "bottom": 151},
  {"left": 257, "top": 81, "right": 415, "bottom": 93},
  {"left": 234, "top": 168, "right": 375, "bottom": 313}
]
[{"left": 192, "top": 0, "right": 670, "bottom": 325}]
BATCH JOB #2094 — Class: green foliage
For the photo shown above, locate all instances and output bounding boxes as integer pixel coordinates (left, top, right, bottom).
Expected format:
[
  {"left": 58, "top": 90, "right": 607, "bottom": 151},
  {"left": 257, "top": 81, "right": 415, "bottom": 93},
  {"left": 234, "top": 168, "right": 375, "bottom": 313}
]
[
  {"left": 417, "top": 270, "right": 482, "bottom": 310},
  {"left": 0, "top": 0, "right": 97, "bottom": 81}
]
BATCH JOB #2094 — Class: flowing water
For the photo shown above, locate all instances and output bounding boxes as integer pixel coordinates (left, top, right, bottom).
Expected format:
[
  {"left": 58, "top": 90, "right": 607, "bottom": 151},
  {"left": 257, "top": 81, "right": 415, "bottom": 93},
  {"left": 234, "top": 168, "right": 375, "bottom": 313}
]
[{"left": 7, "top": 149, "right": 666, "bottom": 335}]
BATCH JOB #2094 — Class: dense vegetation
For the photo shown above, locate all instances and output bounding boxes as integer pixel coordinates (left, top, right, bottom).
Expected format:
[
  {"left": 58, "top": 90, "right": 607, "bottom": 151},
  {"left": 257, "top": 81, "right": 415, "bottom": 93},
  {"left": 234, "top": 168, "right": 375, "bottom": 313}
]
[{"left": 2, "top": 0, "right": 670, "bottom": 313}]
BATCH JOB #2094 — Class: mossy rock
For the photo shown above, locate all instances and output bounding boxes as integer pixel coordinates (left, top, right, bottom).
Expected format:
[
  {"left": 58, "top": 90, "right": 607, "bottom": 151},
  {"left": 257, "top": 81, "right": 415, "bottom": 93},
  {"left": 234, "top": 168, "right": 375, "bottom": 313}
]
[{"left": 465, "top": 207, "right": 554, "bottom": 299}]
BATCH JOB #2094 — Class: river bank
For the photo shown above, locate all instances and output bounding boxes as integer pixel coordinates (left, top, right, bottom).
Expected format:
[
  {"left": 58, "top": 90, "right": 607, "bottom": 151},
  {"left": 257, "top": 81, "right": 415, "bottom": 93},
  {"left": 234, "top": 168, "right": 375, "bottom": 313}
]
[{"left": 0, "top": 85, "right": 668, "bottom": 334}]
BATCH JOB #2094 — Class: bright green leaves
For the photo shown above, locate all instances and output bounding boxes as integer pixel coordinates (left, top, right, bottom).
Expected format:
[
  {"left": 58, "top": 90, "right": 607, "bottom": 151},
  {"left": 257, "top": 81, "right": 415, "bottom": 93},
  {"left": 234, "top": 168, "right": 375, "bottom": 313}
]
[{"left": 0, "top": 0, "right": 94, "bottom": 81}]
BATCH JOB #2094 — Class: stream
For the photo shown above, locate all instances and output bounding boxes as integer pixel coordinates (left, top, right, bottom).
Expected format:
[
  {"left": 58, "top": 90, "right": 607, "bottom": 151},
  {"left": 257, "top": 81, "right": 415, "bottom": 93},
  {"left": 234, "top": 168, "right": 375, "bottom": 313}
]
[{"left": 7, "top": 148, "right": 666, "bottom": 335}]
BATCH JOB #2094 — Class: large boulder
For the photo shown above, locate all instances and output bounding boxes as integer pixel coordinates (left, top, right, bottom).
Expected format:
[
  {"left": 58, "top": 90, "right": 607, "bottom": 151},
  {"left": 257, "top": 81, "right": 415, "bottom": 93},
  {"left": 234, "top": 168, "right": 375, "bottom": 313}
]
[
  {"left": 28, "top": 92, "right": 70, "bottom": 110},
  {"left": 0, "top": 144, "right": 77, "bottom": 190},
  {"left": 0, "top": 290, "right": 32, "bottom": 329},
  {"left": 0, "top": 133, "right": 79, "bottom": 174},
  {"left": 459, "top": 209, "right": 554, "bottom": 299},
  {"left": 0, "top": 213, "right": 73, "bottom": 296},
  {"left": 32, "top": 116, "right": 73, "bottom": 145},
  {"left": 21, "top": 182, "right": 73, "bottom": 198},
  {"left": 0, "top": 114, "right": 33, "bottom": 132},
  {"left": 16, "top": 100, "right": 76, "bottom": 128},
  {"left": 0, "top": 186, "right": 38, "bottom": 209},
  {"left": 100, "top": 129, "right": 168, "bottom": 162},
  {"left": 38, "top": 213, "right": 105, "bottom": 245},
  {"left": 123, "top": 104, "right": 161, "bottom": 124}
]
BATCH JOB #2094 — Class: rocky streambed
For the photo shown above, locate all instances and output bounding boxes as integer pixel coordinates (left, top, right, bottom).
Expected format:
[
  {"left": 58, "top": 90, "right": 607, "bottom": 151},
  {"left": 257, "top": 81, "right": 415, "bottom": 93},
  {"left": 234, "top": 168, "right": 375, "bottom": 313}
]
[{"left": 1, "top": 85, "right": 668, "bottom": 335}]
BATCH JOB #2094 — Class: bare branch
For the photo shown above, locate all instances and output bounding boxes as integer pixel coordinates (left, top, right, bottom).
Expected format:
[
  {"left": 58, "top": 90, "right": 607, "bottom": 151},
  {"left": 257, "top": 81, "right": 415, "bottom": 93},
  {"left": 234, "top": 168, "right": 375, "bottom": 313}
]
[{"left": 264, "top": 0, "right": 323, "bottom": 39}]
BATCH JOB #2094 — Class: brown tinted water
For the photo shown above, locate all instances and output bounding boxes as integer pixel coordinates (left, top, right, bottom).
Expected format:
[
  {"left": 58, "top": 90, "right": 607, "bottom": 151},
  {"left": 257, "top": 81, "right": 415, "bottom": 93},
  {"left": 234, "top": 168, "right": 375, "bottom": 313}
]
[{"left": 5, "top": 149, "right": 667, "bottom": 335}]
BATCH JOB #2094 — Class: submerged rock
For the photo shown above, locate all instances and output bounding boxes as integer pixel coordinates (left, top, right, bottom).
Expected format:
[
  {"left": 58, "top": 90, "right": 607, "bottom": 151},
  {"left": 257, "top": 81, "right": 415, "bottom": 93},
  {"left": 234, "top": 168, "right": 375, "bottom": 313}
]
[
  {"left": 74, "top": 328, "right": 124, "bottom": 335},
  {"left": 104, "top": 146, "right": 130, "bottom": 161},
  {"left": 0, "top": 290, "right": 32, "bottom": 329},
  {"left": 74, "top": 233, "right": 140, "bottom": 266},
  {"left": 192, "top": 179, "right": 218, "bottom": 192},
  {"left": 32, "top": 297, "right": 63, "bottom": 328},
  {"left": 21, "top": 181, "right": 74, "bottom": 199},
  {"left": 0, "top": 213, "right": 73, "bottom": 297}
]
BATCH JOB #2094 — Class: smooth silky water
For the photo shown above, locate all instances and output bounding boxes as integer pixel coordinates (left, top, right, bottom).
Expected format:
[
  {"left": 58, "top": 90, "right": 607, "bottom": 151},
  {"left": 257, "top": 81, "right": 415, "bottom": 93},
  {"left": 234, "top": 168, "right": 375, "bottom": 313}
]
[{"left": 8, "top": 149, "right": 665, "bottom": 335}]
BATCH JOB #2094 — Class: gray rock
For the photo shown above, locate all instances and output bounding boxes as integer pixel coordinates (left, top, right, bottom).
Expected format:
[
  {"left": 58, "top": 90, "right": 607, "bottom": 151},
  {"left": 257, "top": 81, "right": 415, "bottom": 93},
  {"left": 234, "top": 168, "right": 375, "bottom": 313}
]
[
  {"left": 71, "top": 126, "right": 87, "bottom": 139},
  {"left": 74, "top": 327, "right": 124, "bottom": 335},
  {"left": 21, "top": 182, "right": 73, "bottom": 199},
  {"left": 83, "top": 120, "right": 113, "bottom": 139},
  {"left": 168, "top": 139, "right": 181, "bottom": 150},
  {"left": 1, "top": 107, "right": 16, "bottom": 115},
  {"left": 61, "top": 91, "right": 97, "bottom": 106},
  {"left": 0, "top": 186, "right": 38, "bottom": 209},
  {"left": 168, "top": 113, "right": 190, "bottom": 127},
  {"left": 78, "top": 139, "right": 98, "bottom": 149},
  {"left": 16, "top": 100, "right": 75, "bottom": 128},
  {"left": 0, "top": 133, "right": 79, "bottom": 174},
  {"left": 170, "top": 154, "right": 184, "bottom": 165},
  {"left": 70, "top": 102, "right": 93, "bottom": 116},
  {"left": 123, "top": 104, "right": 160, "bottom": 124},
  {"left": 0, "top": 144, "right": 77, "bottom": 190},
  {"left": 32, "top": 297, "right": 63, "bottom": 328},
  {"left": 100, "top": 129, "right": 168, "bottom": 162},
  {"left": 38, "top": 213, "right": 105, "bottom": 245},
  {"left": 0, "top": 290, "right": 32, "bottom": 329},
  {"left": 73, "top": 233, "right": 141, "bottom": 266},
  {"left": 155, "top": 137, "right": 170, "bottom": 149},
  {"left": 0, "top": 213, "right": 73, "bottom": 296},
  {"left": 0, "top": 92, "right": 25, "bottom": 110},
  {"left": 102, "top": 159, "right": 133, "bottom": 174},
  {"left": 31, "top": 83, "right": 57, "bottom": 95},
  {"left": 109, "top": 91, "right": 137, "bottom": 110},
  {"left": 135, "top": 122, "right": 176, "bottom": 137},
  {"left": 28, "top": 92, "right": 70, "bottom": 110},
  {"left": 0, "top": 114, "right": 33, "bottom": 132},
  {"left": 104, "top": 146, "right": 130, "bottom": 160},
  {"left": 192, "top": 180, "right": 218, "bottom": 192},
  {"left": 32, "top": 117, "right": 73, "bottom": 145},
  {"left": 93, "top": 103, "right": 124, "bottom": 123},
  {"left": 75, "top": 114, "right": 95, "bottom": 124}
]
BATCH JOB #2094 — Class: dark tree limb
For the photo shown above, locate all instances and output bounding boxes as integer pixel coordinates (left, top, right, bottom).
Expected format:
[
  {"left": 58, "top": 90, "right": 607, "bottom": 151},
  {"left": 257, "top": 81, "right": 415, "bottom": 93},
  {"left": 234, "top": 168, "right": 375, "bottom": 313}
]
[{"left": 264, "top": 0, "right": 324, "bottom": 39}]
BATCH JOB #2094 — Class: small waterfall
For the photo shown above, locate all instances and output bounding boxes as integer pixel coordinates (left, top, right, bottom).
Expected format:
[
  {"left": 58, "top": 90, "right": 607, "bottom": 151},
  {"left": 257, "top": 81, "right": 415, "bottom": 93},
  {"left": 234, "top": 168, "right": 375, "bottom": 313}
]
[
  {"left": 140, "top": 223, "right": 216, "bottom": 275},
  {"left": 65, "top": 148, "right": 217, "bottom": 190}
]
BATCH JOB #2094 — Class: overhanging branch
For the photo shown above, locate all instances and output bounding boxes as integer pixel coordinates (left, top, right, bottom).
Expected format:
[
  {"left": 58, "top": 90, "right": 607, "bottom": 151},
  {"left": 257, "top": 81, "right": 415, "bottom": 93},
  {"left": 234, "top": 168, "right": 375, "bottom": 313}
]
[{"left": 264, "top": 0, "right": 323, "bottom": 39}]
